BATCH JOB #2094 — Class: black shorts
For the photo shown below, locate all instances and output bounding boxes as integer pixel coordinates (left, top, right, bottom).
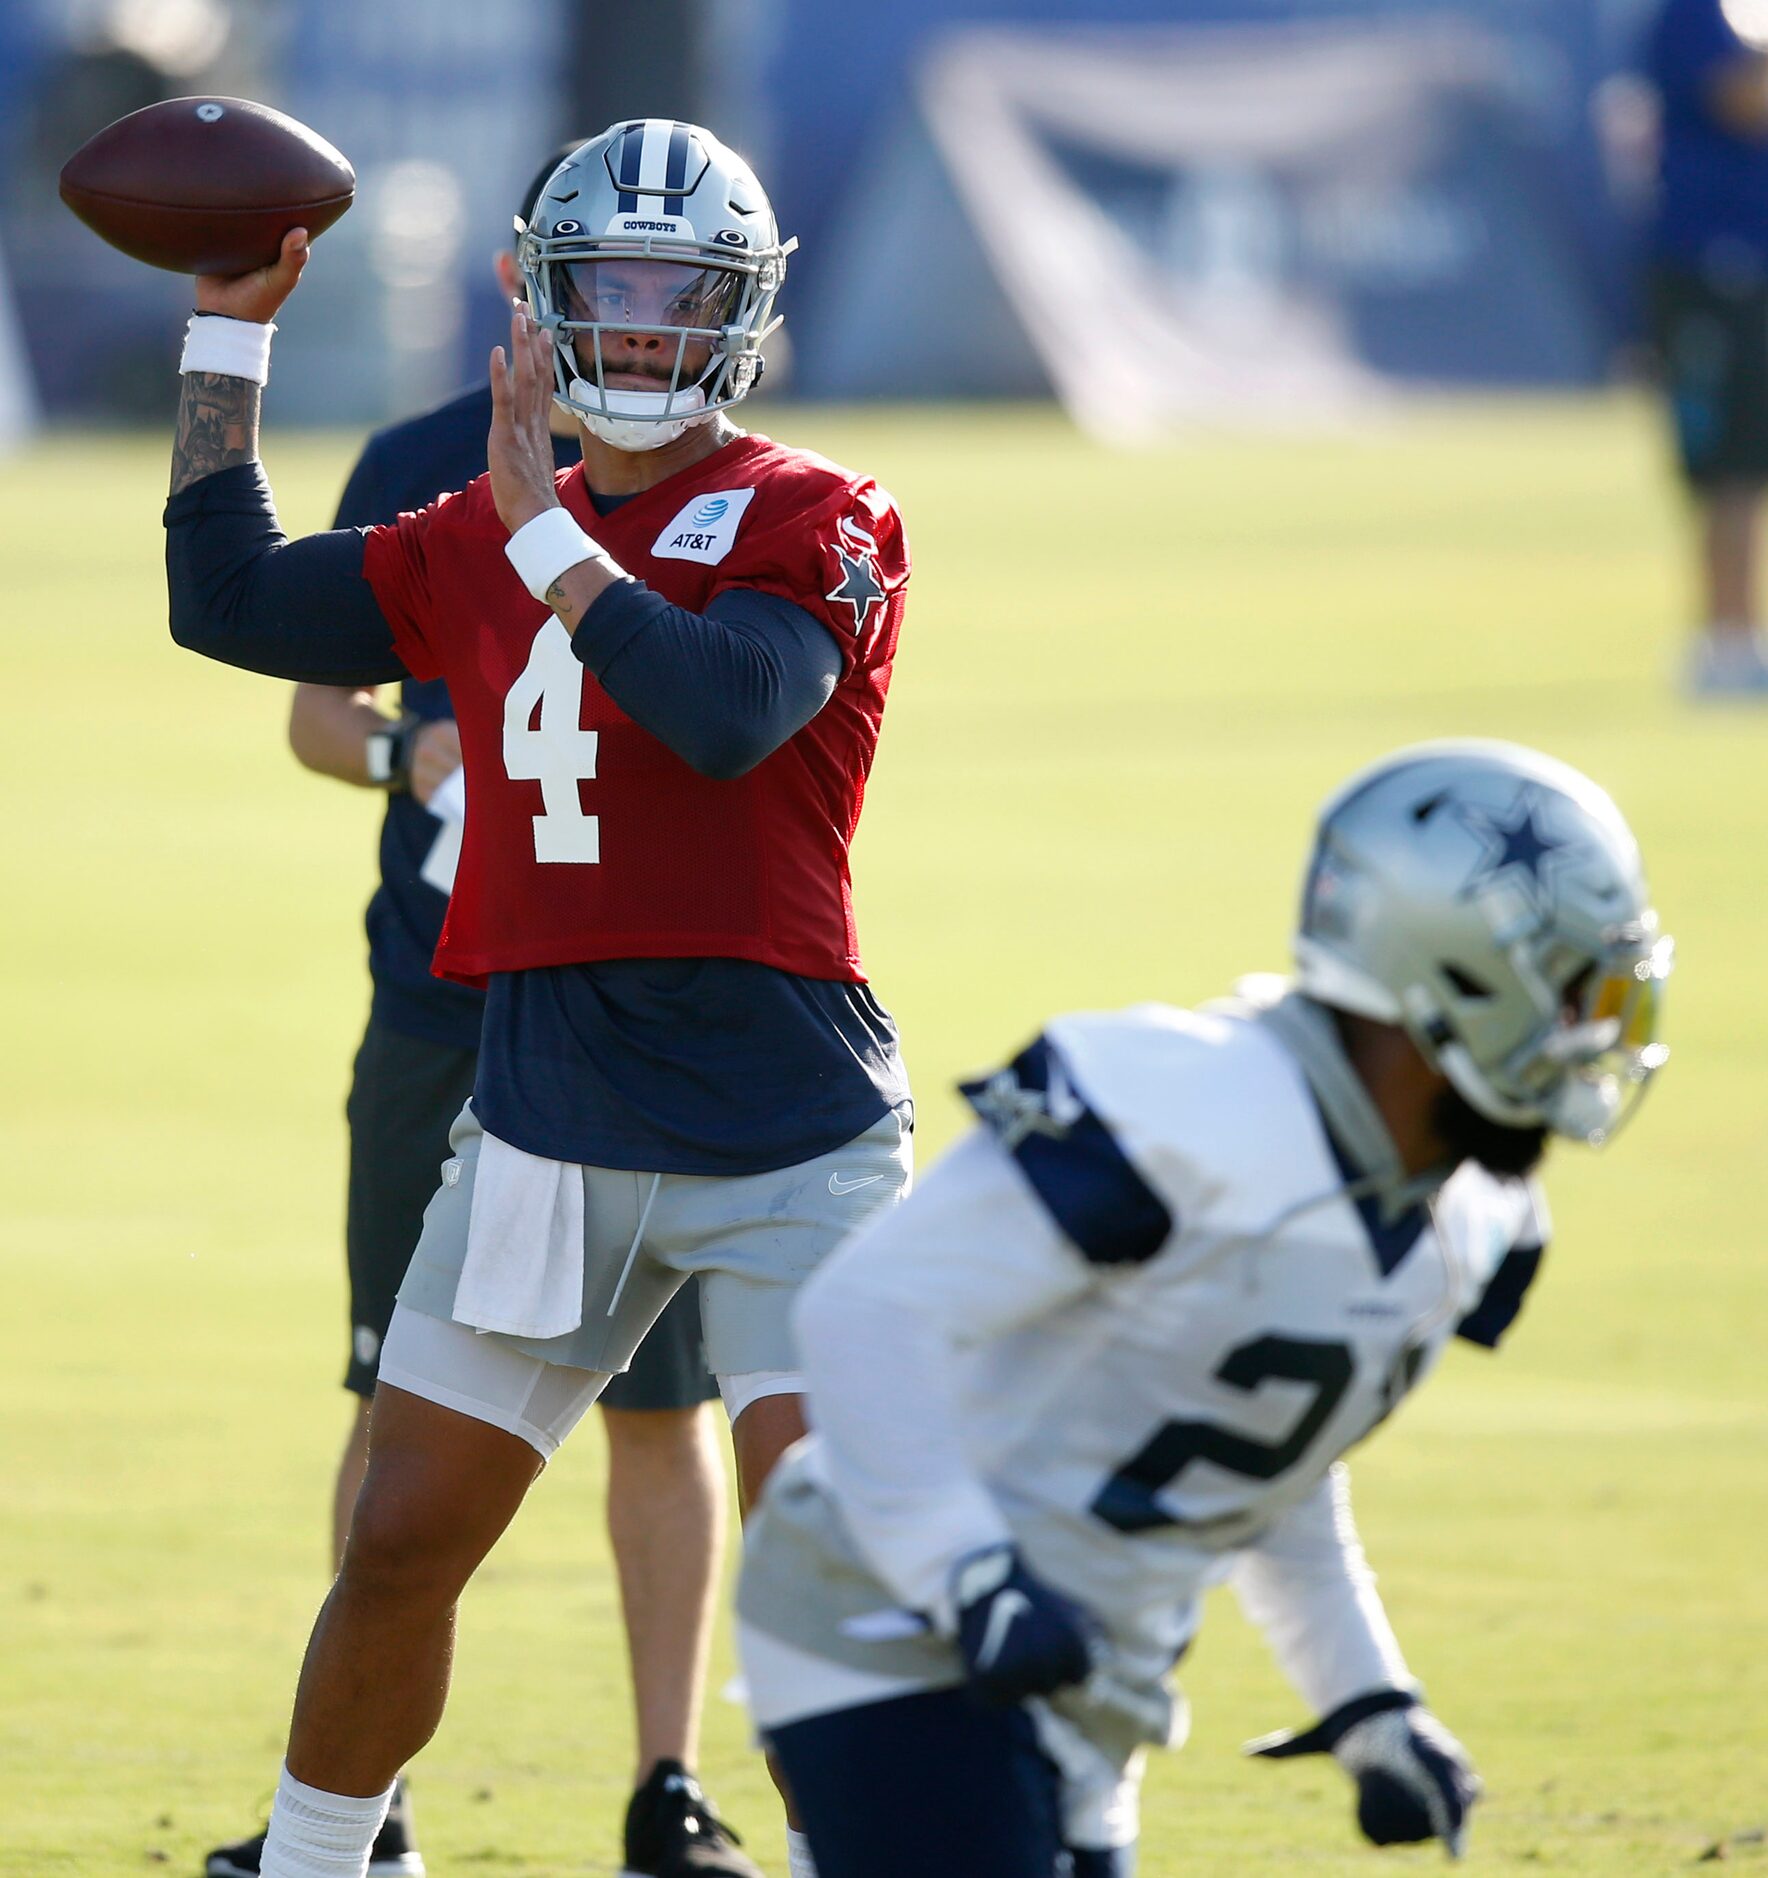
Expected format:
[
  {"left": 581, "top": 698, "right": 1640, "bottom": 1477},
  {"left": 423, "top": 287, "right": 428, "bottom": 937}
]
[
  {"left": 1650, "top": 262, "right": 1768, "bottom": 488},
  {"left": 343, "top": 1015, "right": 717, "bottom": 1411}
]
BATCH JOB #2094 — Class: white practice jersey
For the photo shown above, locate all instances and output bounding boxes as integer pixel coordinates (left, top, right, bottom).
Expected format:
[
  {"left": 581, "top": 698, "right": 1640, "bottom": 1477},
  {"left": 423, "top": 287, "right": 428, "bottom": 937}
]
[{"left": 737, "top": 985, "right": 1547, "bottom": 1847}]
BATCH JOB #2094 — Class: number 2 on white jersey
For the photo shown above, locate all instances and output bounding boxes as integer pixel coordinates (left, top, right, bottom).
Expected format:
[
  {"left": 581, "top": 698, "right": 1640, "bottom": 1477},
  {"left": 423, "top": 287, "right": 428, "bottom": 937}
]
[{"left": 501, "top": 619, "right": 600, "bottom": 864}]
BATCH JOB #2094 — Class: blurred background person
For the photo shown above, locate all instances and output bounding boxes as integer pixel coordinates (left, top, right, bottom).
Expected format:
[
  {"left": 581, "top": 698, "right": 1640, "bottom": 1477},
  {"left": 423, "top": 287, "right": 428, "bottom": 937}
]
[{"left": 1645, "top": 0, "right": 1768, "bottom": 695}]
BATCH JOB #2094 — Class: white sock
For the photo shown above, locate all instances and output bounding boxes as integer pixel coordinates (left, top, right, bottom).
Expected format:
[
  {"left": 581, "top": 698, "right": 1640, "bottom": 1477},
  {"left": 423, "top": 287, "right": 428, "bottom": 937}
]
[
  {"left": 259, "top": 1764, "right": 395, "bottom": 1878},
  {"left": 785, "top": 1825, "right": 819, "bottom": 1878}
]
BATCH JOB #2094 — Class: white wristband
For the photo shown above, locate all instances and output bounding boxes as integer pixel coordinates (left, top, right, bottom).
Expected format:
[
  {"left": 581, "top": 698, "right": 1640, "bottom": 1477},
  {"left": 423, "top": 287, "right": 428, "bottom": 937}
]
[
  {"left": 180, "top": 314, "right": 275, "bottom": 385},
  {"left": 504, "top": 505, "right": 613, "bottom": 602}
]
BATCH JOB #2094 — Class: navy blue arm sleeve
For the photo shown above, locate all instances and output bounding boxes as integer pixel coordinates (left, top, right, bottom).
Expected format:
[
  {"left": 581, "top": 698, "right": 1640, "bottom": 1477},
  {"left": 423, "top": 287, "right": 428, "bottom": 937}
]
[
  {"left": 164, "top": 462, "right": 407, "bottom": 686},
  {"left": 569, "top": 583, "right": 842, "bottom": 779}
]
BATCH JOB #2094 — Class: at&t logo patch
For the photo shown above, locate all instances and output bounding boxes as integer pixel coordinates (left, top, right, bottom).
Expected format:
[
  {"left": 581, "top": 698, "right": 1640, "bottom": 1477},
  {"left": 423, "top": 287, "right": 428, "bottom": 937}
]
[{"left": 651, "top": 486, "right": 757, "bottom": 564}]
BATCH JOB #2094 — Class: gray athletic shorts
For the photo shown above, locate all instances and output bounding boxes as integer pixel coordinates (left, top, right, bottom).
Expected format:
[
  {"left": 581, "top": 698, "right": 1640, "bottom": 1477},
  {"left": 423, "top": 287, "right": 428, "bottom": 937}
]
[
  {"left": 342, "top": 1016, "right": 715, "bottom": 1413},
  {"left": 395, "top": 1101, "right": 913, "bottom": 1381}
]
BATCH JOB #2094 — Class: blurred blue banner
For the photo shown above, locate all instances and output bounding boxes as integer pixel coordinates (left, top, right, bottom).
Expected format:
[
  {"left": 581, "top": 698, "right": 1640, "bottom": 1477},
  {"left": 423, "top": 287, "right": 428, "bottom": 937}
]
[
  {"left": 754, "top": 0, "right": 1645, "bottom": 415},
  {"left": 2, "top": 0, "right": 1663, "bottom": 427}
]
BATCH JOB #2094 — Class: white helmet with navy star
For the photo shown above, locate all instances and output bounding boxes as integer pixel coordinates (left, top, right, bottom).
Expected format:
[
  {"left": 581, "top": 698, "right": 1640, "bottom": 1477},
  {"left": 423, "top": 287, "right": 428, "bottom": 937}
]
[{"left": 1293, "top": 740, "right": 1672, "bottom": 1143}]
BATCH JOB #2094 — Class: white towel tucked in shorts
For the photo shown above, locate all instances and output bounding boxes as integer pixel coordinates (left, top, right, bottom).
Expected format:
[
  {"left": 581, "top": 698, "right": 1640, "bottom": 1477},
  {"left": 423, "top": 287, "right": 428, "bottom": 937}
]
[{"left": 452, "top": 1129, "right": 584, "bottom": 1340}]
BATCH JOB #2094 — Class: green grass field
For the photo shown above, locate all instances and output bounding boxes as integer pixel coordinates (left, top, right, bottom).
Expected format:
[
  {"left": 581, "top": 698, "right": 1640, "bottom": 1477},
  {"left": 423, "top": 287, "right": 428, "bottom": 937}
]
[{"left": 2, "top": 396, "right": 1764, "bottom": 1876}]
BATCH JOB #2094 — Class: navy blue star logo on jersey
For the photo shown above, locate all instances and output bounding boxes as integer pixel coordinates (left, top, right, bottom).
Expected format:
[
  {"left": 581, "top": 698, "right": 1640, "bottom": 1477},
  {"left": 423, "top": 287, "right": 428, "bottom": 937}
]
[
  {"left": 826, "top": 544, "right": 886, "bottom": 633},
  {"left": 1455, "top": 790, "right": 1571, "bottom": 901}
]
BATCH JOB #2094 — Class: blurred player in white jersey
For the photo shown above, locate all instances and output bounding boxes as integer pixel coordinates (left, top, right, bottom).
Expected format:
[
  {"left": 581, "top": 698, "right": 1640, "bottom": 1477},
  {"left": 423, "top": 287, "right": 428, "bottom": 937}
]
[{"left": 737, "top": 740, "right": 1673, "bottom": 1877}]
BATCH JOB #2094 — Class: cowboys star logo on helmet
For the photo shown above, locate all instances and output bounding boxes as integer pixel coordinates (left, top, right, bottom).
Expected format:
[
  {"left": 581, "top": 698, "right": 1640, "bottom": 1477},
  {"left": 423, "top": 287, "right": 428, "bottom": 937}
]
[
  {"left": 1451, "top": 789, "right": 1577, "bottom": 907},
  {"left": 516, "top": 120, "right": 797, "bottom": 451}
]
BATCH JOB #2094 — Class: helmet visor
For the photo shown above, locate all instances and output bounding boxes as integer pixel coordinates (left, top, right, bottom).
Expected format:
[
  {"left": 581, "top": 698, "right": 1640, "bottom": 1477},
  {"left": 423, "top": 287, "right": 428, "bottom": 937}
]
[
  {"left": 1547, "top": 933, "right": 1673, "bottom": 1142},
  {"left": 555, "top": 259, "right": 743, "bottom": 335},
  {"left": 1587, "top": 939, "right": 1670, "bottom": 1060}
]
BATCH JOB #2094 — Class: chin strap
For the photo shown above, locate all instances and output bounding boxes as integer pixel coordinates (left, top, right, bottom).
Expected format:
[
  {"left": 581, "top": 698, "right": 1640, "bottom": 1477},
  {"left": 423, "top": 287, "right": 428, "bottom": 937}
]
[{"left": 565, "top": 380, "right": 710, "bottom": 451}]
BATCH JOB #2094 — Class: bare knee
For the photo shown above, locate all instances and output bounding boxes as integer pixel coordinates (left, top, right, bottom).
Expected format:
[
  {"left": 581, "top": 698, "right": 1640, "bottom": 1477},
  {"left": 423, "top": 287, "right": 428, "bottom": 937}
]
[
  {"left": 340, "top": 1385, "right": 542, "bottom": 1605},
  {"left": 338, "top": 1472, "right": 475, "bottom": 1606}
]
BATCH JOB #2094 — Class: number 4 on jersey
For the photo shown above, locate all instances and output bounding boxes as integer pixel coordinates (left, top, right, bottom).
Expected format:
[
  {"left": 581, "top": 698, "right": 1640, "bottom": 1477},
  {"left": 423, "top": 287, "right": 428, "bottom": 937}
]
[{"left": 502, "top": 619, "right": 600, "bottom": 864}]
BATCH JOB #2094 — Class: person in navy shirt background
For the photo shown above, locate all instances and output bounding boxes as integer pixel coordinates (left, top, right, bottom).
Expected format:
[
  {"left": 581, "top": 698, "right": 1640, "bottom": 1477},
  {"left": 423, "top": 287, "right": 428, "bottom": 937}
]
[
  {"left": 201, "top": 154, "right": 749, "bottom": 1878},
  {"left": 1647, "top": 0, "right": 1768, "bottom": 694}
]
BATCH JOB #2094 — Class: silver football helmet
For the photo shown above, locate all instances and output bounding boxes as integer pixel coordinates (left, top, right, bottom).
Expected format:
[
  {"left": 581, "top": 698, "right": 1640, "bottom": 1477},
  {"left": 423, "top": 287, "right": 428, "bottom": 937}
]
[
  {"left": 1293, "top": 741, "right": 1672, "bottom": 1145},
  {"left": 515, "top": 119, "right": 793, "bottom": 451}
]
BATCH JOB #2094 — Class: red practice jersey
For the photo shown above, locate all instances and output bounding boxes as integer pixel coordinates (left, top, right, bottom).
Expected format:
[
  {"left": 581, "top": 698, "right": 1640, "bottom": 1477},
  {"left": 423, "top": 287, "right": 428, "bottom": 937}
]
[{"left": 361, "top": 432, "right": 908, "bottom": 986}]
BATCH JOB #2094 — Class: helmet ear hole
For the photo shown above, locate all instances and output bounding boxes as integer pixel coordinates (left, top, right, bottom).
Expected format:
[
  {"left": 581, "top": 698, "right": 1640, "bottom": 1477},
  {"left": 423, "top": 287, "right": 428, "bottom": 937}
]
[
  {"left": 1411, "top": 789, "right": 1450, "bottom": 824},
  {"left": 1441, "top": 963, "right": 1494, "bottom": 1001}
]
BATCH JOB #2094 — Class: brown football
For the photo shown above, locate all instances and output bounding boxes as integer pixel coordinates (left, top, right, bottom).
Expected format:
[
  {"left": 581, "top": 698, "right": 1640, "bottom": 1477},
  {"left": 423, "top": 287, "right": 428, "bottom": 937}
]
[{"left": 59, "top": 96, "right": 354, "bottom": 276}]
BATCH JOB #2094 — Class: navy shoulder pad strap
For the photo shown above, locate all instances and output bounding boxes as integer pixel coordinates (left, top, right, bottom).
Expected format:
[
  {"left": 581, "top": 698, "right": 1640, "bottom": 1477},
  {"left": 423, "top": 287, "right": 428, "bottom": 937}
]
[{"left": 959, "top": 1033, "right": 1174, "bottom": 1265}]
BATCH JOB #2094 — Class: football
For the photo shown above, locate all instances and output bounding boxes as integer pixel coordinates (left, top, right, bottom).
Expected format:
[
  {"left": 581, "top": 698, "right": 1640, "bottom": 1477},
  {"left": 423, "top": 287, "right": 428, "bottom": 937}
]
[{"left": 59, "top": 96, "right": 354, "bottom": 276}]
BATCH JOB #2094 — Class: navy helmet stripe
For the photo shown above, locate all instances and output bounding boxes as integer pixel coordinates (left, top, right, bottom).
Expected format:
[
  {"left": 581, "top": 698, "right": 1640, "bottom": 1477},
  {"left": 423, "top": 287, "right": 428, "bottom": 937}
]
[
  {"left": 617, "top": 123, "right": 645, "bottom": 187},
  {"left": 663, "top": 120, "right": 691, "bottom": 218},
  {"left": 615, "top": 122, "right": 644, "bottom": 215}
]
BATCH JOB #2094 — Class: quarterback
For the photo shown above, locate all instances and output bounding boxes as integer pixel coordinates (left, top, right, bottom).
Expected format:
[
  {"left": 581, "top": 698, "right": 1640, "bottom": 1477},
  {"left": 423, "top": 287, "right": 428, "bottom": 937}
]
[
  {"left": 738, "top": 741, "right": 1673, "bottom": 1877},
  {"left": 163, "top": 123, "right": 906, "bottom": 1878}
]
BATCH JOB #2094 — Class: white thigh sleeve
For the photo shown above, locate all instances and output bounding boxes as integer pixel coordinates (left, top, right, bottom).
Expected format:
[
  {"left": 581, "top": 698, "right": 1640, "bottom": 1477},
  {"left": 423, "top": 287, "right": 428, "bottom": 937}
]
[
  {"left": 719, "top": 1369, "right": 804, "bottom": 1421},
  {"left": 1229, "top": 1464, "right": 1415, "bottom": 1715},
  {"left": 378, "top": 1303, "right": 611, "bottom": 1460}
]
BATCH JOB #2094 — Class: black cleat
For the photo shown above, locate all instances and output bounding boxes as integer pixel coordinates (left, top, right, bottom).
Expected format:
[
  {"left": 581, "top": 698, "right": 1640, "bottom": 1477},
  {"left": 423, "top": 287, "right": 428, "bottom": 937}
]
[
  {"left": 203, "top": 1775, "right": 425, "bottom": 1876},
  {"left": 620, "top": 1761, "right": 763, "bottom": 1878}
]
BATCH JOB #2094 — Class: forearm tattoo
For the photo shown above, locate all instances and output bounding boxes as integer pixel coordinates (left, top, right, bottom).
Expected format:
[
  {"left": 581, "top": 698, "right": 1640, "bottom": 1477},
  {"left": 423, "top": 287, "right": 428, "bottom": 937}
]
[
  {"left": 544, "top": 576, "right": 582, "bottom": 627},
  {"left": 170, "top": 372, "right": 261, "bottom": 495}
]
